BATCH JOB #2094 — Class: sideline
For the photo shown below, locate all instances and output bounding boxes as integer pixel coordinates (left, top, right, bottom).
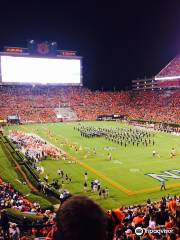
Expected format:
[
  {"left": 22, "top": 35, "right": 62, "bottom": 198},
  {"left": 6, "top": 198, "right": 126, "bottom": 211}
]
[{"left": 0, "top": 137, "right": 38, "bottom": 193}]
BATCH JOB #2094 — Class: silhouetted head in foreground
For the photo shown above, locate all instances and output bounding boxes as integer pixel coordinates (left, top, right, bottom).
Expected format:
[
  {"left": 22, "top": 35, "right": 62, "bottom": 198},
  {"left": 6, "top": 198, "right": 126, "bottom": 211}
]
[{"left": 54, "top": 195, "right": 111, "bottom": 240}]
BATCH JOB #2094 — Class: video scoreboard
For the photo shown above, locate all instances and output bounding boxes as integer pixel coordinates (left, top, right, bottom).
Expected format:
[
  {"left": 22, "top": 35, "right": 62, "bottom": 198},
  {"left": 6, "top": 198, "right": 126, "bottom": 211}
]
[{"left": 0, "top": 41, "right": 82, "bottom": 86}]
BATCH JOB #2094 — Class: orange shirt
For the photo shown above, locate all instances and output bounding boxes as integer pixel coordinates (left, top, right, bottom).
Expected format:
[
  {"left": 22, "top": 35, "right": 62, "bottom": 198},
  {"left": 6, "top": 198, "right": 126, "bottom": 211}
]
[
  {"left": 113, "top": 209, "right": 125, "bottom": 221},
  {"left": 0, "top": 178, "right": 4, "bottom": 185},
  {"left": 133, "top": 216, "right": 144, "bottom": 225},
  {"left": 168, "top": 200, "right": 177, "bottom": 213}
]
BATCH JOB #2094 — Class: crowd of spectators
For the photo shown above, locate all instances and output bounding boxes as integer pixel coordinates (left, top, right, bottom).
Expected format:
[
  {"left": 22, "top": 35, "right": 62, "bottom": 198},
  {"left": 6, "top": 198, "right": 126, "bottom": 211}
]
[
  {"left": 0, "top": 177, "right": 56, "bottom": 239},
  {"left": 9, "top": 130, "right": 66, "bottom": 161},
  {"left": 36, "top": 194, "right": 180, "bottom": 240},
  {"left": 0, "top": 85, "right": 179, "bottom": 124},
  {"left": 155, "top": 54, "right": 180, "bottom": 88},
  {"left": 159, "top": 80, "right": 180, "bottom": 88},
  {"left": 0, "top": 178, "right": 40, "bottom": 213},
  {"left": 109, "top": 195, "right": 180, "bottom": 240},
  {"left": 126, "top": 90, "right": 180, "bottom": 124},
  {"left": 1, "top": 174, "right": 180, "bottom": 240},
  {"left": 156, "top": 54, "right": 180, "bottom": 78}
]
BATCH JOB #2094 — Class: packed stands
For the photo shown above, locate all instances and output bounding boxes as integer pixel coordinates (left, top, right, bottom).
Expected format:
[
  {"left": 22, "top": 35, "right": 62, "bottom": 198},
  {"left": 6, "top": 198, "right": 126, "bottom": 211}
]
[
  {"left": 127, "top": 90, "right": 180, "bottom": 124},
  {"left": 156, "top": 54, "right": 180, "bottom": 78},
  {"left": 155, "top": 54, "right": 180, "bottom": 88},
  {"left": 0, "top": 184, "right": 179, "bottom": 239},
  {"left": 0, "top": 178, "right": 56, "bottom": 239},
  {"left": 0, "top": 85, "right": 179, "bottom": 124},
  {"left": 109, "top": 195, "right": 180, "bottom": 240},
  {"left": 0, "top": 178, "right": 40, "bottom": 213},
  {"left": 159, "top": 79, "right": 180, "bottom": 88}
]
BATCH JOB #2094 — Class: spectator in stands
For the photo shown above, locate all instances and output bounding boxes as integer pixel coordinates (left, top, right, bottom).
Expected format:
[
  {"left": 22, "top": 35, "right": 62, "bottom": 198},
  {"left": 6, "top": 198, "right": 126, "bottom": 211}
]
[
  {"left": 9, "top": 223, "right": 20, "bottom": 240},
  {"left": 54, "top": 195, "right": 111, "bottom": 240},
  {"left": 0, "top": 209, "right": 10, "bottom": 239}
]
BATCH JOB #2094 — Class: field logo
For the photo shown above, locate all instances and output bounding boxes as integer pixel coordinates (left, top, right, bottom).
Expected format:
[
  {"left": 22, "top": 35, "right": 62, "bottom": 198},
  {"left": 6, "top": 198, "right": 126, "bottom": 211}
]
[{"left": 145, "top": 170, "right": 180, "bottom": 182}]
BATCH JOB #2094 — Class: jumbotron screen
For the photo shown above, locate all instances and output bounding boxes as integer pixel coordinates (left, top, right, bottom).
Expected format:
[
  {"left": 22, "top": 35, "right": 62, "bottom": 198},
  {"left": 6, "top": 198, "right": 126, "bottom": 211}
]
[{"left": 0, "top": 56, "right": 81, "bottom": 85}]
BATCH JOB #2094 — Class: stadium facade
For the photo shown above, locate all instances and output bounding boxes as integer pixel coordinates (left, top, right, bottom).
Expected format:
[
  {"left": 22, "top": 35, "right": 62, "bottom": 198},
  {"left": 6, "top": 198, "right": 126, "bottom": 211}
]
[{"left": 132, "top": 54, "right": 180, "bottom": 90}]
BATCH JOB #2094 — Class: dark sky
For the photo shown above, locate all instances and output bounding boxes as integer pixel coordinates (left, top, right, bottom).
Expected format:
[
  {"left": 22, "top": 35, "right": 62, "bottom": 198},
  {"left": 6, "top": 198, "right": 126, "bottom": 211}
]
[{"left": 0, "top": 0, "right": 180, "bottom": 90}]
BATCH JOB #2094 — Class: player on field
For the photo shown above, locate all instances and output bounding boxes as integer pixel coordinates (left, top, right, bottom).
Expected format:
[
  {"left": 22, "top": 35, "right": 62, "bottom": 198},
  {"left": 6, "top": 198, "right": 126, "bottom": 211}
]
[
  {"left": 93, "top": 148, "right": 97, "bottom": 155},
  {"left": 152, "top": 150, "right": 160, "bottom": 158},
  {"left": 160, "top": 180, "right": 166, "bottom": 191},
  {"left": 57, "top": 168, "right": 61, "bottom": 178},
  {"left": 108, "top": 152, "right": 112, "bottom": 161},
  {"left": 61, "top": 170, "right": 64, "bottom": 178},
  {"left": 84, "top": 181, "right": 88, "bottom": 192},
  {"left": 170, "top": 147, "right": 176, "bottom": 158},
  {"left": 84, "top": 171, "right": 88, "bottom": 182}
]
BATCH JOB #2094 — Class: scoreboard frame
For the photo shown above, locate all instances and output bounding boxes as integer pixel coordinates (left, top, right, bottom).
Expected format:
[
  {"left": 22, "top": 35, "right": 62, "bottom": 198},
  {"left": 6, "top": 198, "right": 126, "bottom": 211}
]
[{"left": 0, "top": 53, "right": 83, "bottom": 86}]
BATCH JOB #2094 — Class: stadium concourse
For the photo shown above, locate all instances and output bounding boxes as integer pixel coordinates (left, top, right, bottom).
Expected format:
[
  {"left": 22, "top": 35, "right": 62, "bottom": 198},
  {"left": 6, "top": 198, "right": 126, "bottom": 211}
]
[{"left": 0, "top": 86, "right": 179, "bottom": 124}]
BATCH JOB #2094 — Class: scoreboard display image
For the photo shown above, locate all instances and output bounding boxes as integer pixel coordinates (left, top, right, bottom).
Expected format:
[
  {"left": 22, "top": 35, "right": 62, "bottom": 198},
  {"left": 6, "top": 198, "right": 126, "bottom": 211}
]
[{"left": 0, "top": 55, "right": 82, "bottom": 85}]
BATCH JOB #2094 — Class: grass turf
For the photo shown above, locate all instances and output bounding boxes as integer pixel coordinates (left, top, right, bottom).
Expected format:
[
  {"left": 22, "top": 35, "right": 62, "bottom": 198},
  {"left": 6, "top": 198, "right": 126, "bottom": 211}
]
[
  {"left": 0, "top": 142, "right": 53, "bottom": 210},
  {"left": 4, "top": 121, "right": 180, "bottom": 209}
]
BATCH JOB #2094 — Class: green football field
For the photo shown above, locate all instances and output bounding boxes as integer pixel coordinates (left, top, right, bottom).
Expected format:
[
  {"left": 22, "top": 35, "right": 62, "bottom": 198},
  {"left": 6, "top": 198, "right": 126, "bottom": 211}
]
[{"left": 4, "top": 122, "right": 180, "bottom": 209}]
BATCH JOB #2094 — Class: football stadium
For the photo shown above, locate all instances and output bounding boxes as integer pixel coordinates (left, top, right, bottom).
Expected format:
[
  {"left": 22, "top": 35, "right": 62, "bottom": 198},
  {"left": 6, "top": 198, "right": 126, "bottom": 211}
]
[{"left": 0, "top": 40, "right": 179, "bottom": 239}]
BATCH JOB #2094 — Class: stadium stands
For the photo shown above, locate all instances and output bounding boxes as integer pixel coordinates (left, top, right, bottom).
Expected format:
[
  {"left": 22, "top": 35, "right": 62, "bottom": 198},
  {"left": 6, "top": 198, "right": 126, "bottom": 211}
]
[
  {"left": 126, "top": 90, "right": 180, "bottom": 124},
  {"left": 156, "top": 54, "right": 180, "bottom": 78},
  {"left": 0, "top": 184, "right": 179, "bottom": 239},
  {"left": 155, "top": 54, "right": 180, "bottom": 89},
  {"left": 0, "top": 178, "right": 40, "bottom": 213},
  {"left": 0, "top": 178, "right": 56, "bottom": 239},
  {"left": 0, "top": 86, "right": 179, "bottom": 124},
  {"left": 109, "top": 195, "right": 180, "bottom": 240},
  {"left": 0, "top": 85, "right": 179, "bottom": 239}
]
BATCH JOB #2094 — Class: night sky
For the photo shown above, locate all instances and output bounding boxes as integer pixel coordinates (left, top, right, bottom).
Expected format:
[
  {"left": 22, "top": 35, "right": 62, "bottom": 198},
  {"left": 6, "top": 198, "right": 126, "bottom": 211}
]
[{"left": 0, "top": 0, "right": 180, "bottom": 90}]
